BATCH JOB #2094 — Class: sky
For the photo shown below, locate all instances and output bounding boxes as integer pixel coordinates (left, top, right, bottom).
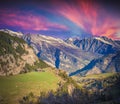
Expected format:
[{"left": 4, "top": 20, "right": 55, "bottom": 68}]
[{"left": 0, "top": 0, "right": 120, "bottom": 39}]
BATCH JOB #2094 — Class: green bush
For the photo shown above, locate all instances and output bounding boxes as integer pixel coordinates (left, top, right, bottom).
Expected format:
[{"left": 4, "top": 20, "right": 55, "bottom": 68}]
[
  {"left": 35, "top": 59, "right": 49, "bottom": 69},
  {"left": 23, "top": 60, "right": 49, "bottom": 73}
]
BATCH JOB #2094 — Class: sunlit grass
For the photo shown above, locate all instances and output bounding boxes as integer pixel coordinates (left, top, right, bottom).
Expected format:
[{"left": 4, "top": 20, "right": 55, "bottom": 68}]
[
  {"left": 0, "top": 71, "right": 61, "bottom": 104},
  {"left": 83, "top": 72, "right": 118, "bottom": 79},
  {"left": 73, "top": 72, "right": 119, "bottom": 80},
  {"left": 72, "top": 72, "right": 120, "bottom": 88}
]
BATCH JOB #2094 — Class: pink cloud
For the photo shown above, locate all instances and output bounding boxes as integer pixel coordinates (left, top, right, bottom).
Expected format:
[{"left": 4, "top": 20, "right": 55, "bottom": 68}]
[
  {"left": 0, "top": 1, "right": 120, "bottom": 40},
  {"left": 0, "top": 10, "right": 68, "bottom": 31},
  {"left": 50, "top": 0, "right": 120, "bottom": 39}
]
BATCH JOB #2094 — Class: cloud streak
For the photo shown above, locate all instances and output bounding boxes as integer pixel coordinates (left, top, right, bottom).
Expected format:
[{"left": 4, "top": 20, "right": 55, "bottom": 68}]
[
  {"left": 50, "top": 0, "right": 120, "bottom": 39},
  {"left": 0, "top": 10, "right": 68, "bottom": 32},
  {"left": 0, "top": 0, "right": 120, "bottom": 39}
]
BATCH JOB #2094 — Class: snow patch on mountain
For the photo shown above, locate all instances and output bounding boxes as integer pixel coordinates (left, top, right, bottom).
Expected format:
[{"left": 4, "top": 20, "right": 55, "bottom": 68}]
[
  {"left": 0, "top": 29, "right": 23, "bottom": 38},
  {"left": 94, "top": 37, "right": 112, "bottom": 45}
]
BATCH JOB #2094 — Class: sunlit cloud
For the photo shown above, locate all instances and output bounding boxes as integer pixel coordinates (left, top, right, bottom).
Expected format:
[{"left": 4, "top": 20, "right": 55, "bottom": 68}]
[
  {"left": 50, "top": 0, "right": 120, "bottom": 39},
  {"left": 0, "top": 10, "right": 68, "bottom": 32},
  {"left": 0, "top": 0, "right": 120, "bottom": 39}
]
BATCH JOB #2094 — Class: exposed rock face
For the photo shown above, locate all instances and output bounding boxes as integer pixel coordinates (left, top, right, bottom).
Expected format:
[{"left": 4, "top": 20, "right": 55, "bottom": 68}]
[
  {"left": 0, "top": 31, "right": 38, "bottom": 76},
  {"left": 23, "top": 34, "right": 120, "bottom": 75},
  {"left": 1, "top": 29, "right": 120, "bottom": 76},
  {"left": 65, "top": 36, "right": 120, "bottom": 55},
  {"left": 86, "top": 66, "right": 102, "bottom": 75},
  {"left": 67, "top": 84, "right": 75, "bottom": 95},
  {"left": 69, "top": 53, "right": 120, "bottom": 76},
  {"left": 23, "top": 34, "right": 98, "bottom": 73},
  {"left": 66, "top": 36, "right": 120, "bottom": 76},
  {"left": 0, "top": 29, "right": 23, "bottom": 38},
  {"left": 21, "top": 44, "right": 38, "bottom": 65}
]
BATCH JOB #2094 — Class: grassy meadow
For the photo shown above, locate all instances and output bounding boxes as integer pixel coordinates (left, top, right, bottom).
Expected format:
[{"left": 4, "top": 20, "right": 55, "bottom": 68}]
[{"left": 0, "top": 69, "right": 61, "bottom": 104}]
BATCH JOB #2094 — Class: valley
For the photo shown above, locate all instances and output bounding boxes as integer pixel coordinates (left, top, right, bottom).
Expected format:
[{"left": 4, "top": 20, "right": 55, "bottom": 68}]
[{"left": 0, "top": 0, "right": 120, "bottom": 103}]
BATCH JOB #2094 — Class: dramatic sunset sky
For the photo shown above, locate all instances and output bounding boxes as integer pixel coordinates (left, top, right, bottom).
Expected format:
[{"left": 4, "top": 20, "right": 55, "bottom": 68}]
[{"left": 0, "top": 0, "right": 120, "bottom": 39}]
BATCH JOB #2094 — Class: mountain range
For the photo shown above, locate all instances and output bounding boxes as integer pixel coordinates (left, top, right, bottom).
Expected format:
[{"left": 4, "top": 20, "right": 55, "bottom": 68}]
[{"left": 0, "top": 29, "right": 120, "bottom": 76}]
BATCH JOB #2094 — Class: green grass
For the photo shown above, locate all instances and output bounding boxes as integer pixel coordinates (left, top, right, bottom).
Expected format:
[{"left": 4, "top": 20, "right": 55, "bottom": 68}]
[
  {"left": 73, "top": 72, "right": 120, "bottom": 88},
  {"left": 73, "top": 72, "right": 119, "bottom": 80},
  {"left": 82, "top": 72, "right": 118, "bottom": 79},
  {"left": 0, "top": 71, "right": 61, "bottom": 104}
]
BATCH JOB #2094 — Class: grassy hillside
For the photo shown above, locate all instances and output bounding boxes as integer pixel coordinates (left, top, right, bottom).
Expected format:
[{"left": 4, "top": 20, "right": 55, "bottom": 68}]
[
  {"left": 73, "top": 72, "right": 120, "bottom": 87},
  {"left": 0, "top": 69, "right": 62, "bottom": 104},
  {"left": 18, "top": 72, "right": 120, "bottom": 104},
  {"left": 71, "top": 73, "right": 120, "bottom": 104}
]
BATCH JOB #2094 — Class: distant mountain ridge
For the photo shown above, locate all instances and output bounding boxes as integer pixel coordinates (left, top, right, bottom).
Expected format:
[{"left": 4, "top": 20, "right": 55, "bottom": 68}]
[
  {"left": 1, "top": 29, "right": 120, "bottom": 76},
  {"left": 65, "top": 36, "right": 120, "bottom": 55}
]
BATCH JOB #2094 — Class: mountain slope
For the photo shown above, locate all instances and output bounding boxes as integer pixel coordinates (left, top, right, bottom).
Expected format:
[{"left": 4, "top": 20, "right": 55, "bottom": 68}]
[
  {"left": 69, "top": 52, "right": 120, "bottom": 76},
  {"left": 0, "top": 29, "right": 23, "bottom": 38},
  {"left": 0, "top": 31, "right": 39, "bottom": 76},
  {"left": 65, "top": 36, "right": 120, "bottom": 55},
  {"left": 19, "top": 72, "right": 120, "bottom": 104},
  {"left": 1, "top": 29, "right": 120, "bottom": 76},
  {"left": 23, "top": 34, "right": 99, "bottom": 73},
  {"left": 24, "top": 34, "right": 120, "bottom": 75}
]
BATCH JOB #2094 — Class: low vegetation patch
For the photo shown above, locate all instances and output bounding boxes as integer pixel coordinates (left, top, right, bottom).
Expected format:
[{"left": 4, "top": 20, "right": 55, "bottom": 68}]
[
  {"left": 0, "top": 31, "right": 26, "bottom": 58},
  {"left": 22, "top": 59, "right": 49, "bottom": 73},
  {"left": 19, "top": 72, "right": 120, "bottom": 104}
]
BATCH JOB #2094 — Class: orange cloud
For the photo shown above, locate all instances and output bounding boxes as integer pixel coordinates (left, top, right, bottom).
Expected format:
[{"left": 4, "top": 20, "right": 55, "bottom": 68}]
[
  {"left": 51, "top": 0, "right": 120, "bottom": 39},
  {"left": 101, "top": 27, "right": 120, "bottom": 39}
]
